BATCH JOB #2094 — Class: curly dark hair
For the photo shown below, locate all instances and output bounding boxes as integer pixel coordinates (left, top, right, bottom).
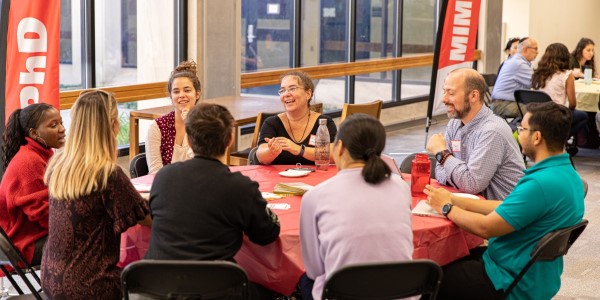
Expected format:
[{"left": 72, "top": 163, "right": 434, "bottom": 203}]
[
  {"left": 571, "top": 38, "right": 596, "bottom": 75},
  {"left": 168, "top": 59, "right": 202, "bottom": 95},
  {"left": 279, "top": 70, "right": 315, "bottom": 106},
  {"left": 532, "top": 43, "right": 570, "bottom": 90},
  {"left": 2, "top": 103, "right": 55, "bottom": 171}
]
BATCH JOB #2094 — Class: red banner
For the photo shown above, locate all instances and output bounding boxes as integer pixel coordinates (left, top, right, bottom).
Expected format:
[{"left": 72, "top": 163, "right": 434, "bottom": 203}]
[
  {"left": 427, "top": 0, "right": 481, "bottom": 117},
  {"left": 5, "top": 0, "right": 60, "bottom": 120}
]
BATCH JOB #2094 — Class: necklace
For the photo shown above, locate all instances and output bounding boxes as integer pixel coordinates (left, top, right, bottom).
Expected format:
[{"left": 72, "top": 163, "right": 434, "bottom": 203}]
[{"left": 287, "top": 111, "right": 310, "bottom": 143}]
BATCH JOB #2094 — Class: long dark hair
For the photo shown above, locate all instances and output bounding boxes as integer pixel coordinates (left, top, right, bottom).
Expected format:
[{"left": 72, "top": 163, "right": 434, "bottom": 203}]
[
  {"left": 532, "top": 43, "right": 570, "bottom": 89},
  {"left": 336, "top": 114, "right": 390, "bottom": 184},
  {"left": 571, "top": 38, "right": 596, "bottom": 75},
  {"left": 2, "top": 103, "right": 55, "bottom": 171}
]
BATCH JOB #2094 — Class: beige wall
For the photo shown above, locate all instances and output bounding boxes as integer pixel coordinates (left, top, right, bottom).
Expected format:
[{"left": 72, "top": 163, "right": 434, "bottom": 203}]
[{"left": 504, "top": 0, "right": 600, "bottom": 65}]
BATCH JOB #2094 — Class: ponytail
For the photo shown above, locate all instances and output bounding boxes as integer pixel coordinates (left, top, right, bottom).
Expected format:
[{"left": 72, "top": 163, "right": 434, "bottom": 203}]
[
  {"left": 361, "top": 149, "right": 391, "bottom": 184},
  {"left": 2, "top": 109, "right": 26, "bottom": 170},
  {"left": 337, "top": 114, "right": 390, "bottom": 185}
]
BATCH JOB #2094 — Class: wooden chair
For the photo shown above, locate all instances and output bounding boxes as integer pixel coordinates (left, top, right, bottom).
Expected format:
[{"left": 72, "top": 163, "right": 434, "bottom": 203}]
[
  {"left": 121, "top": 260, "right": 248, "bottom": 300},
  {"left": 500, "top": 219, "right": 588, "bottom": 299},
  {"left": 322, "top": 260, "right": 443, "bottom": 300},
  {"left": 229, "top": 103, "right": 324, "bottom": 166},
  {"left": 340, "top": 100, "right": 383, "bottom": 123}
]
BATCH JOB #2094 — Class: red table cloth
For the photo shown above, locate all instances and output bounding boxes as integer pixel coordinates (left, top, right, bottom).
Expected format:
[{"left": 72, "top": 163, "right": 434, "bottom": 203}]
[{"left": 120, "top": 165, "right": 483, "bottom": 295}]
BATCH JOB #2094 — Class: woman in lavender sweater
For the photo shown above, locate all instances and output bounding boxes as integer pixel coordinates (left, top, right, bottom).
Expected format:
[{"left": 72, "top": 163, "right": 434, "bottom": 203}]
[{"left": 299, "top": 114, "right": 414, "bottom": 300}]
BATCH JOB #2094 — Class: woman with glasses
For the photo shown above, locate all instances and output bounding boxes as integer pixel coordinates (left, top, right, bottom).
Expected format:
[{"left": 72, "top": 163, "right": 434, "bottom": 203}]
[
  {"left": 42, "top": 90, "right": 152, "bottom": 299},
  {"left": 532, "top": 43, "right": 588, "bottom": 155},
  {"left": 255, "top": 70, "right": 337, "bottom": 165},
  {"left": 570, "top": 38, "right": 596, "bottom": 79},
  {"left": 146, "top": 60, "right": 201, "bottom": 174},
  {"left": 0, "top": 103, "right": 65, "bottom": 266}
]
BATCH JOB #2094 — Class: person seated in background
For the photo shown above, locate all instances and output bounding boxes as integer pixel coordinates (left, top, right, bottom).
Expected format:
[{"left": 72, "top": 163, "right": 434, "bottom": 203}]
[
  {"left": 146, "top": 60, "right": 201, "bottom": 174},
  {"left": 425, "top": 102, "right": 585, "bottom": 300},
  {"left": 491, "top": 37, "right": 539, "bottom": 119},
  {"left": 496, "top": 37, "right": 520, "bottom": 76},
  {"left": 427, "top": 68, "right": 524, "bottom": 200},
  {"left": 255, "top": 70, "right": 337, "bottom": 165},
  {"left": 0, "top": 103, "right": 65, "bottom": 265},
  {"left": 532, "top": 42, "right": 588, "bottom": 155},
  {"left": 299, "top": 114, "right": 414, "bottom": 300},
  {"left": 570, "top": 37, "right": 597, "bottom": 79},
  {"left": 42, "top": 90, "right": 152, "bottom": 299},
  {"left": 145, "top": 103, "right": 280, "bottom": 300}
]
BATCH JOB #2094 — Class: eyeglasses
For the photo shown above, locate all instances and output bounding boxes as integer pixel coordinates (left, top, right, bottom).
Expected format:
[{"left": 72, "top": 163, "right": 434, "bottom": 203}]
[
  {"left": 278, "top": 86, "right": 304, "bottom": 96},
  {"left": 516, "top": 125, "right": 536, "bottom": 134}
]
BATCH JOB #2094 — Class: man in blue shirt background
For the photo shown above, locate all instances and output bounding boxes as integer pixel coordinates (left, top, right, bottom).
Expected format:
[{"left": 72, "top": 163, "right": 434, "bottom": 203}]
[
  {"left": 491, "top": 37, "right": 539, "bottom": 119},
  {"left": 425, "top": 101, "right": 585, "bottom": 300}
]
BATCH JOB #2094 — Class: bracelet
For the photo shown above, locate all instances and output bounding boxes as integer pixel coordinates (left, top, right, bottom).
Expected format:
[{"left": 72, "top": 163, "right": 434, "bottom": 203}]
[
  {"left": 440, "top": 152, "right": 452, "bottom": 165},
  {"left": 298, "top": 144, "right": 305, "bottom": 157}
]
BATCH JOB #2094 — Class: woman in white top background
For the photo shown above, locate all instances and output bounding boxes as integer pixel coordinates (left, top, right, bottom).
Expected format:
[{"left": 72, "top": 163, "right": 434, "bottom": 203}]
[
  {"left": 145, "top": 60, "right": 201, "bottom": 174},
  {"left": 532, "top": 43, "right": 588, "bottom": 154}
]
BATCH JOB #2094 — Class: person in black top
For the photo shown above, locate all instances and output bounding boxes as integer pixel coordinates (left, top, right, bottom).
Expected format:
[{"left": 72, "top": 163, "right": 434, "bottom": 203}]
[
  {"left": 146, "top": 103, "right": 280, "bottom": 299},
  {"left": 256, "top": 70, "right": 337, "bottom": 165}
]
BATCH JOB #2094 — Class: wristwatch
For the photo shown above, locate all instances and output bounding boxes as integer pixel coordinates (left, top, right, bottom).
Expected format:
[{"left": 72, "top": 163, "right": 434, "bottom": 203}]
[
  {"left": 442, "top": 203, "right": 454, "bottom": 219},
  {"left": 435, "top": 150, "right": 452, "bottom": 165},
  {"left": 298, "top": 144, "right": 306, "bottom": 157}
]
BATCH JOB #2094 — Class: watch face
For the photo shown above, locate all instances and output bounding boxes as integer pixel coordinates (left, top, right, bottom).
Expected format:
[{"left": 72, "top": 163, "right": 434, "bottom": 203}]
[
  {"left": 442, "top": 203, "right": 453, "bottom": 215},
  {"left": 436, "top": 153, "right": 444, "bottom": 162}
]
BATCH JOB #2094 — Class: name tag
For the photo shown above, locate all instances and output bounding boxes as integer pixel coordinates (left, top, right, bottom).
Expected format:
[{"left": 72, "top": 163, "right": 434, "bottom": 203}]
[
  {"left": 451, "top": 140, "right": 461, "bottom": 152},
  {"left": 308, "top": 135, "right": 316, "bottom": 146}
]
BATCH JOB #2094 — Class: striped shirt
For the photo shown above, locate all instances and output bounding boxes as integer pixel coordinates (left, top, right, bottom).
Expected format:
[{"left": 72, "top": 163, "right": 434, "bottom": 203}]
[{"left": 435, "top": 106, "right": 525, "bottom": 200}]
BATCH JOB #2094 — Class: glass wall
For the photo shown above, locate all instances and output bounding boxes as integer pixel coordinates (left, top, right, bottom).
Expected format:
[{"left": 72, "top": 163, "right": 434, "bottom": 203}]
[
  {"left": 59, "top": 0, "right": 177, "bottom": 147},
  {"left": 241, "top": 0, "right": 438, "bottom": 109}
]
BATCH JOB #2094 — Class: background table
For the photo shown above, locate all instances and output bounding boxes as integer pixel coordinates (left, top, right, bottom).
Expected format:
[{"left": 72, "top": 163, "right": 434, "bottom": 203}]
[
  {"left": 121, "top": 165, "right": 483, "bottom": 295},
  {"left": 129, "top": 95, "right": 282, "bottom": 159},
  {"left": 575, "top": 81, "right": 600, "bottom": 148}
]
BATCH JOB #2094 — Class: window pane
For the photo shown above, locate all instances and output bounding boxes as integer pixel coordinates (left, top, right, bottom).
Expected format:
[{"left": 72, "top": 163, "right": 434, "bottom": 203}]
[
  {"left": 60, "top": 0, "right": 83, "bottom": 90},
  {"left": 302, "top": 0, "right": 348, "bottom": 66},
  {"left": 241, "top": 0, "right": 293, "bottom": 73},
  {"left": 355, "top": 72, "right": 393, "bottom": 103},
  {"left": 401, "top": 0, "right": 435, "bottom": 100},
  {"left": 314, "top": 76, "right": 346, "bottom": 113},
  {"left": 94, "top": 0, "right": 174, "bottom": 87}
]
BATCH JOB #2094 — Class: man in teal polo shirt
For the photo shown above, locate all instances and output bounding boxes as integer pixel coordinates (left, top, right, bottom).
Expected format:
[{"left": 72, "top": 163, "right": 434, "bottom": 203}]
[{"left": 424, "top": 101, "right": 585, "bottom": 300}]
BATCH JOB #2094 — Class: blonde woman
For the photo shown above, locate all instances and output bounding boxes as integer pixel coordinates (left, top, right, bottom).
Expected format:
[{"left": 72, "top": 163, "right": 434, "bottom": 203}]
[{"left": 41, "top": 90, "right": 151, "bottom": 299}]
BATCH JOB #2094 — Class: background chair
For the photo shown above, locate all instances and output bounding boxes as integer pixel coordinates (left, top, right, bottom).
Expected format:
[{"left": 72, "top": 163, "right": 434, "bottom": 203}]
[
  {"left": 229, "top": 103, "right": 324, "bottom": 166},
  {"left": 481, "top": 73, "right": 497, "bottom": 107},
  {"left": 513, "top": 89, "right": 552, "bottom": 119},
  {"left": 0, "top": 228, "right": 44, "bottom": 300},
  {"left": 501, "top": 219, "right": 588, "bottom": 300},
  {"left": 129, "top": 153, "right": 149, "bottom": 178},
  {"left": 340, "top": 100, "right": 383, "bottom": 123},
  {"left": 121, "top": 260, "right": 248, "bottom": 300},
  {"left": 322, "top": 260, "right": 443, "bottom": 300},
  {"left": 399, "top": 153, "right": 437, "bottom": 178}
]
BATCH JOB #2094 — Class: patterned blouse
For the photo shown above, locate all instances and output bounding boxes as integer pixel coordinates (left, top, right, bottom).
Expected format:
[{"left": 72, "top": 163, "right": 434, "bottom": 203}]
[{"left": 41, "top": 168, "right": 149, "bottom": 299}]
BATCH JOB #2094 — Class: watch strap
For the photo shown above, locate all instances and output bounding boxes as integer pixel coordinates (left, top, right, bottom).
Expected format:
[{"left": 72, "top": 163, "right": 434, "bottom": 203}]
[{"left": 298, "top": 144, "right": 306, "bottom": 157}]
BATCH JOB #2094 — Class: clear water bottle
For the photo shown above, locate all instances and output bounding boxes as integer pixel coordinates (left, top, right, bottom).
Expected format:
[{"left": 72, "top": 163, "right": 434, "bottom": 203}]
[
  {"left": 584, "top": 67, "right": 592, "bottom": 85},
  {"left": 315, "top": 119, "right": 330, "bottom": 171}
]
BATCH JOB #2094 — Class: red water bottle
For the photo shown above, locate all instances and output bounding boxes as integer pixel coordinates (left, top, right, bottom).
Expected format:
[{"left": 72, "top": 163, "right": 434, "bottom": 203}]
[{"left": 411, "top": 153, "right": 431, "bottom": 197}]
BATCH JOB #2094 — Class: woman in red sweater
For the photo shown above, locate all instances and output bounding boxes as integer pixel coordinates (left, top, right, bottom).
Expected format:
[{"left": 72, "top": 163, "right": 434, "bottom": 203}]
[{"left": 0, "top": 103, "right": 65, "bottom": 265}]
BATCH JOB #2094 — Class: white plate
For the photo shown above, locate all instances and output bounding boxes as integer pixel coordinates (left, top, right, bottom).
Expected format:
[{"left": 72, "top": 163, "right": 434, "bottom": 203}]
[
  {"left": 279, "top": 170, "right": 311, "bottom": 178},
  {"left": 452, "top": 192, "right": 480, "bottom": 199}
]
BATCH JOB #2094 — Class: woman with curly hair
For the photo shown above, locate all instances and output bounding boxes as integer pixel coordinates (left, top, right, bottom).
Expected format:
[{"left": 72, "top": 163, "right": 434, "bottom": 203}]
[
  {"left": 146, "top": 60, "right": 202, "bottom": 173},
  {"left": 533, "top": 42, "right": 588, "bottom": 151},
  {"left": 0, "top": 103, "right": 65, "bottom": 265}
]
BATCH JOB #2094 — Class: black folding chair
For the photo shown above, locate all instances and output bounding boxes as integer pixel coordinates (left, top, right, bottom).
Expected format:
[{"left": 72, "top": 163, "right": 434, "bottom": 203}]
[
  {"left": 481, "top": 73, "right": 497, "bottom": 107},
  {"left": 121, "top": 260, "right": 249, "bottom": 300},
  {"left": 322, "top": 260, "right": 443, "bottom": 300},
  {"left": 0, "top": 228, "right": 44, "bottom": 299},
  {"left": 501, "top": 219, "right": 588, "bottom": 299},
  {"left": 129, "top": 153, "right": 149, "bottom": 178},
  {"left": 513, "top": 89, "right": 553, "bottom": 119},
  {"left": 399, "top": 153, "right": 437, "bottom": 179}
]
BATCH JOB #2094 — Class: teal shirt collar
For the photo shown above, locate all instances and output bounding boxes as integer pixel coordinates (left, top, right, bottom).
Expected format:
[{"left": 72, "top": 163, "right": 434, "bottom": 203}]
[{"left": 524, "top": 153, "right": 572, "bottom": 175}]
